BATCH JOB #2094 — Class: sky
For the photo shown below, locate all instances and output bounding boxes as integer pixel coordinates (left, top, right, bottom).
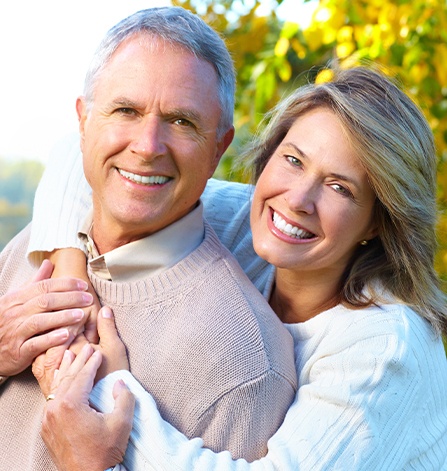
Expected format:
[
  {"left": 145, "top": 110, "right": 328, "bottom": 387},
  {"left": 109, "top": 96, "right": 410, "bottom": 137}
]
[{"left": 0, "top": 0, "right": 315, "bottom": 164}]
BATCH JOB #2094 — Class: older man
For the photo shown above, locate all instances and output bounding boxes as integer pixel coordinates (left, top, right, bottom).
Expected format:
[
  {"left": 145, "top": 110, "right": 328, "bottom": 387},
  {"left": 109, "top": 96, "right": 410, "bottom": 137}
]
[{"left": 0, "top": 7, "right": 296, "bottom": 471}]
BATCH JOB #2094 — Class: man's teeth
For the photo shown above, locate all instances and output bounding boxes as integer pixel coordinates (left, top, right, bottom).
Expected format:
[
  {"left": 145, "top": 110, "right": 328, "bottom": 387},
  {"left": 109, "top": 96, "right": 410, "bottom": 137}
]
[
  {"left": 118, "top": 169, "right": 169, "bottom": 185},
  {"left": 273, "top": 212, "right": 314, "bottom": 239}
]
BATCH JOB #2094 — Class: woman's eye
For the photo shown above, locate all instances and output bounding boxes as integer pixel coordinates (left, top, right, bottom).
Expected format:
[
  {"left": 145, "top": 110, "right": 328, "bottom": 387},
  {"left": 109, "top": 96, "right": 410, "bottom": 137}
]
[
  {"left": 331, "top": 183, "right": 353, "bottom": 197},
  {"left": 286, "top": 155, "right": 302, "bottom": 167}
]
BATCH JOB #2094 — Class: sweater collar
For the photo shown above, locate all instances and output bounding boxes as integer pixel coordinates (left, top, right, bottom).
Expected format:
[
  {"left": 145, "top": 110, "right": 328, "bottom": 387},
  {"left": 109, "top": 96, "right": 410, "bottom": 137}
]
[{"left": 79, "top": 202, "right": 205, "bottom": 282}]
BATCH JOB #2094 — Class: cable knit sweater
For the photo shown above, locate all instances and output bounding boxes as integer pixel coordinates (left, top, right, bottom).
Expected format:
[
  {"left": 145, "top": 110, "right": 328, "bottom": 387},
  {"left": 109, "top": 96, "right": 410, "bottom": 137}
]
[
  {"left": 0, "top": 222, "right": 297, "bottom": 470},
  {"left": 91, "top": 301, "right": 447, "bottom": 471}
]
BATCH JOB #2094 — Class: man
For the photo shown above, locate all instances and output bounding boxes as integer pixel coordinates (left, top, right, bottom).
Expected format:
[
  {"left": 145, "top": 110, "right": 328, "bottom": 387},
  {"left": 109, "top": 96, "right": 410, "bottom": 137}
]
[{"left": 0, "top": 7, "right": 296, "bottom": 470}]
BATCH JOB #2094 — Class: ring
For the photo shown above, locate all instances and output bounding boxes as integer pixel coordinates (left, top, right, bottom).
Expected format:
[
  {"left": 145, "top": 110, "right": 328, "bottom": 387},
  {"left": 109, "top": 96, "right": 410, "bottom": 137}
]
[{"left": 46, "top": 394, "right": 56, "bottom": 402}]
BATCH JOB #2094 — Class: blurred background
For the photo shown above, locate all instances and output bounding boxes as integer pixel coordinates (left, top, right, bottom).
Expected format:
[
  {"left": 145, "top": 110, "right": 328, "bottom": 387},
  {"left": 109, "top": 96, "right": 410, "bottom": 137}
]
[{"left": 1, "top": 0, "right": 447, "bottom": 288}]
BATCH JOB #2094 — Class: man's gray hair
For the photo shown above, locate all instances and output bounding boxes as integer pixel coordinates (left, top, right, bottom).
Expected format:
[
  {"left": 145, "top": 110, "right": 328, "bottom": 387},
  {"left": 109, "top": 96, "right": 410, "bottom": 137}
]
[{"left": 83, "top": 7, "right": 235, "bottom": 138}]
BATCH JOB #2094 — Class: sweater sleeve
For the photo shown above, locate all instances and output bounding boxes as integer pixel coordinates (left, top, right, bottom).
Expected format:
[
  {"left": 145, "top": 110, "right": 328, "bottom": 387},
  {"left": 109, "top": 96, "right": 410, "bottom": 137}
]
[
  {"left": 89, "top": 309, "right": 447, "bottom": 471},
  {"left": 27, "top": 133, "right": 92, "bottom": 266}
]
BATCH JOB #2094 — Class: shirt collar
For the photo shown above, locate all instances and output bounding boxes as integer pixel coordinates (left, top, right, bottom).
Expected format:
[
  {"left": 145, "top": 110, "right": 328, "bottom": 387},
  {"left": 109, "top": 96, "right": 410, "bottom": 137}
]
[{"left": 79, "top": 202, "right": 205, "bottom": 282}]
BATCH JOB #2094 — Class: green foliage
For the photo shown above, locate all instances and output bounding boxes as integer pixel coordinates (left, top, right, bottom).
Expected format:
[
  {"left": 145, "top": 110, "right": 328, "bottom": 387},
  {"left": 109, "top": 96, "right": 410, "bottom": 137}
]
[
  {"left": 176, "top": 0, "right": 447, "bottom": 287},
  {"left": 0, "top": 158, "right": 44, "bottom": 250},
  {"left": 3, "top": 0, "right": 447, "bottom": 287}
]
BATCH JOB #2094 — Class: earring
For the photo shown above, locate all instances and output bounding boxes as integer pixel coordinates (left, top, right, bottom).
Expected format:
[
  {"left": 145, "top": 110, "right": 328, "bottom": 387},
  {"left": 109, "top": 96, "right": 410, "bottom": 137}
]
[{"left": 360, "top": 240, "right": 368, "bottom": 246}]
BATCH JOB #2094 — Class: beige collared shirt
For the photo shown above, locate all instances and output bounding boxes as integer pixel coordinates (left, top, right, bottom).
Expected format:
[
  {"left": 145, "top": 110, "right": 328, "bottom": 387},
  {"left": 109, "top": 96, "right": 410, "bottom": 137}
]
[{"left": 79, "top": 203, "right": 205, "bottom": 282}]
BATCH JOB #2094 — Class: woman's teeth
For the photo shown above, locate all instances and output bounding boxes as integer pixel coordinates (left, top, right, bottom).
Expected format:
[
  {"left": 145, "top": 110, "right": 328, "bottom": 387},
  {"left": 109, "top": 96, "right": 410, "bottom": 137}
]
[{"left": 273, "top": 211, "right": 314, "bottom": 239}]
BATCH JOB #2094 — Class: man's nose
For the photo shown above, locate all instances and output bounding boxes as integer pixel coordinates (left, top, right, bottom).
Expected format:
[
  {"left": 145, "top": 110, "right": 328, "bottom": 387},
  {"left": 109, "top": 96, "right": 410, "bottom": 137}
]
[{"left": 129, "top": 116, "right": 167, "bottom": 159}]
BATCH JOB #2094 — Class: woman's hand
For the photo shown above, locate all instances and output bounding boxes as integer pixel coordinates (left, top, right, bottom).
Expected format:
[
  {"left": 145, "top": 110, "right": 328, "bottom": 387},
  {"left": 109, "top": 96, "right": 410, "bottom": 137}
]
[
  {"left": 70, "top": 306, "right": 130, "bottom": 382},
  {"left": 34, "top": 306, "right": 129, "bottom": 397},
  {"left": 41, "top": 344, "right": 135, "bottom": 471}
]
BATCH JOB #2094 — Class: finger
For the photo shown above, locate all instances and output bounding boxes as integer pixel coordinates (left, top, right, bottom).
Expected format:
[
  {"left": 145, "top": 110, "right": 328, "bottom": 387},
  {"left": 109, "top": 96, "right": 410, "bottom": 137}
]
[
  {"left": 43, "top": 343, "right": 71, "bottom": 381},
  {"left": 69, "top": 334, "right": 90, "bottom": 356},
  {"left": 84, "top": 301, "right": 100, "bottom": 344},
  {"left": 60, "top": 348, "right": 102, "bottom": 403},
  {"left": 112, "top": 379, "right": 136, "bottom": 417},
  {"left": 23, "top": 309, "right": 85, "bottom": 339},
  {"left": 110, "top": 379, "right": 135, "bottom": 437},
  {"left": 51, "top": 349, "right": 76, "bottom": 393},
  {"left": 22, "top": 328, "right": 73, "bottom": 366},
  {"left": 28, "top": 290, "right": 93, "bottom": 315},
  {"left": 97, "top": 306, "right": 121, "bottom": 346},
  {"left": 5, "top": 278, "right": 90, "bottom": 309},
  {"left": 57, "top": 349, "right": 76, "bottom": 378},
  {"left": 31, "top": 259, "right": 54, "bottom": 282},
  {"left": 32, "top": 343, "right": 68, "bottom": 393}
]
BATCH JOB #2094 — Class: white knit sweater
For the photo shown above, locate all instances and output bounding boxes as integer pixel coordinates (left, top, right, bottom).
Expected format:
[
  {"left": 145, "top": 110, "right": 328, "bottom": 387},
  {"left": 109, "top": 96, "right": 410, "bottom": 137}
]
[
  {"left": 29, "top": 134, "right": 447, "bottom": 470},
  {"left": 92, "top": 302, "right": 447, "bottom": 470}
]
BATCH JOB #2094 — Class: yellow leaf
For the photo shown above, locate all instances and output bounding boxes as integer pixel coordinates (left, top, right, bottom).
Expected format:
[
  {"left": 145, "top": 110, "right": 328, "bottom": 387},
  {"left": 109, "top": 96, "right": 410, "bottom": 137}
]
[
  {"left": 275, "top": 37, "right": 289, "bottom": 57},
  {"left": 337, "top": 25, "right": 353, "bottom": 43},
  {"left": 315, "top": 69, "right": 334, "bottom": 84},
  {"left": 337, "top": 41, "right": 356, "bottom": 59}
]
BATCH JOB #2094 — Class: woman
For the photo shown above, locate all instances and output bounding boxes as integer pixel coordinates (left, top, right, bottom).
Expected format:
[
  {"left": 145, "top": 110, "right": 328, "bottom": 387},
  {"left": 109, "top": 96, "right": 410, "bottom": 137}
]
[{"left": 31, "top": 66, "right": 447, "bottom": 470}]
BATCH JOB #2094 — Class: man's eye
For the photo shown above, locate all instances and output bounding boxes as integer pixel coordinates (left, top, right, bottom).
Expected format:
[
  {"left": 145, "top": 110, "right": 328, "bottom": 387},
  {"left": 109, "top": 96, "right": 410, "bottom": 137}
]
[
  {"left": 173, "top": 118, "right": 193, "bottom": 127},
  {"left": 116, "top": 108, "right": 136, "bottom": 116}
]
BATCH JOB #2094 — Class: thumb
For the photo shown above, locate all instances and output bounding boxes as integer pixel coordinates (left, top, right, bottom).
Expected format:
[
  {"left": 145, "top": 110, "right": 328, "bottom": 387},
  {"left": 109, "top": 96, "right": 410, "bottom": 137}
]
[
  {"left": 97, "top": 306, "right": 120, "bottom": 347},
  {"left": 110, "top": 379, "right": 135, "bottom": 438},
  {"left": 32, "top": 259, "right": 54, "bottom": 282}
]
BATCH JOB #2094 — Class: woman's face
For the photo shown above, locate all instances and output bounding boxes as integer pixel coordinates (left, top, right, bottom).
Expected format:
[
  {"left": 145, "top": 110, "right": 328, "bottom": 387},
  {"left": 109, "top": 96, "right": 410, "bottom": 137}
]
[{"left": 250, "top": 107, "right": 377, "bottom": 281}]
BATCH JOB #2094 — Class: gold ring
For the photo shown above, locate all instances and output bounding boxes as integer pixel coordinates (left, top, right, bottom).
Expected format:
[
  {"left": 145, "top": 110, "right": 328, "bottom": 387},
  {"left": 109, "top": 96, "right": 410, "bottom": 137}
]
[{"left": 46, "top": 394, "right": 56, "bottom": 402}]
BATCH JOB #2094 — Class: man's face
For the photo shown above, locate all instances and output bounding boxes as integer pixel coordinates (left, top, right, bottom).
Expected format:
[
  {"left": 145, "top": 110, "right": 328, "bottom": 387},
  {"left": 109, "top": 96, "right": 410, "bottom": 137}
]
[{"left": 78, "top": 34, "right": 234, "bottom": 253}]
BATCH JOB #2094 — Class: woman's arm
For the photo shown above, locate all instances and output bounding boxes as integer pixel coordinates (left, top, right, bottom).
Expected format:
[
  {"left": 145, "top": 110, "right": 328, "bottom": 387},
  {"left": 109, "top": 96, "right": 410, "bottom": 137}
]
[
  {"left": 89, "top": 307, "right": 447, "bottom": 471},
  {"left": 28, "top": 133, "right": 92, "bottom": 267}
]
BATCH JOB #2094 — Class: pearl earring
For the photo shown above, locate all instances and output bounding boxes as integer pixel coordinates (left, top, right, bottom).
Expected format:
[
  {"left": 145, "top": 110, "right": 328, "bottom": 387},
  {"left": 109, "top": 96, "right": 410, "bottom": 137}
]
[{"left": 360, "top": 240, "right": 368, "bottom": 246}]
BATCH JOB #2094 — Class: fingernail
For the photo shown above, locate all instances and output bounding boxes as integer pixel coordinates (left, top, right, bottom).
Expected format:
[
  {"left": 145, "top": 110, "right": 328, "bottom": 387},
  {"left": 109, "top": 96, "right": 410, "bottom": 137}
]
[
  {"left": 77, "top": 280, "right": 89, "bottom": 290},
  {"left": 101, "top": 306, "right": 113, "bottom": 319},
  {"left": 51, "top": 328, "right": 69, "bottom": 340},
  {"left": 117, "top": 379, "right": 128, "bottom": 390},
  {"left": 72, "top": 309, "right": 84, "bottom": 321},
  {"left": 82, "top": 293, "right": 93, "bottom": 304}
]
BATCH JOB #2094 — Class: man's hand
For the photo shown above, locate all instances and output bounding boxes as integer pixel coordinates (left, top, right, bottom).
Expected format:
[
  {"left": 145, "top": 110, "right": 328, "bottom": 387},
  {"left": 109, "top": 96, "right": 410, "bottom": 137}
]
[
  {"left": 34, "top": 306, "right": 129, "bottom": 397},
  {"left": 41, "top": 344, "right": 135, "bottom": 471},
  {"left": 0, "top": 260, "right": 93, "bottom": 377}
]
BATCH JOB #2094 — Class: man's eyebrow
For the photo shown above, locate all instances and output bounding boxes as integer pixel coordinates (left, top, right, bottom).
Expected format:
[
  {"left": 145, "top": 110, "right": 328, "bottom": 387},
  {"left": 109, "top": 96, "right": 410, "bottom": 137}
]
[
  {"left": 164, "top": 108, "right": 202, "bottom": 124},
  {"left": 106, "top": 98, "right": 141, "bottom": 109}
]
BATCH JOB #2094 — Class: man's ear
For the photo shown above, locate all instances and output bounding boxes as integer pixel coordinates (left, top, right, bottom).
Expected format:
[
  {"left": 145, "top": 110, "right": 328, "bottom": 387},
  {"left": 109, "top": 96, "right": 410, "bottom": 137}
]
[
  {"left": 210, "top": 126, "right": 235, "bottom": 176},
  {"left": 76, "top": 97, "right": 88, "bottom": 150}
]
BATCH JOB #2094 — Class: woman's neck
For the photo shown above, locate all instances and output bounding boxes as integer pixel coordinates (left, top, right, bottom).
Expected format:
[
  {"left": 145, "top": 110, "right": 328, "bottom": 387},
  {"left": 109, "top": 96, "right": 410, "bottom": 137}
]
[{"left": 269, "top": 268, "right": 342, "bottom": 324}]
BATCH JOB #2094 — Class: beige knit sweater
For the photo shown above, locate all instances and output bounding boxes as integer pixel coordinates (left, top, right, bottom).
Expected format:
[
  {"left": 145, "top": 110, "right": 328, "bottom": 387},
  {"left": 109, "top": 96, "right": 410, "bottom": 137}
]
[{"left": 0, "top": 222, "right": 297, "bottom": 470}]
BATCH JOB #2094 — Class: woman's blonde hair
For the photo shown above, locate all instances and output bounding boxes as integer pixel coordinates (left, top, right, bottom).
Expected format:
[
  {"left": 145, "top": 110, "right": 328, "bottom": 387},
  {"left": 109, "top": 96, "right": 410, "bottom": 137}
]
[{"left": 243, "top": 66, "right": 447, "bottom": 335}]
